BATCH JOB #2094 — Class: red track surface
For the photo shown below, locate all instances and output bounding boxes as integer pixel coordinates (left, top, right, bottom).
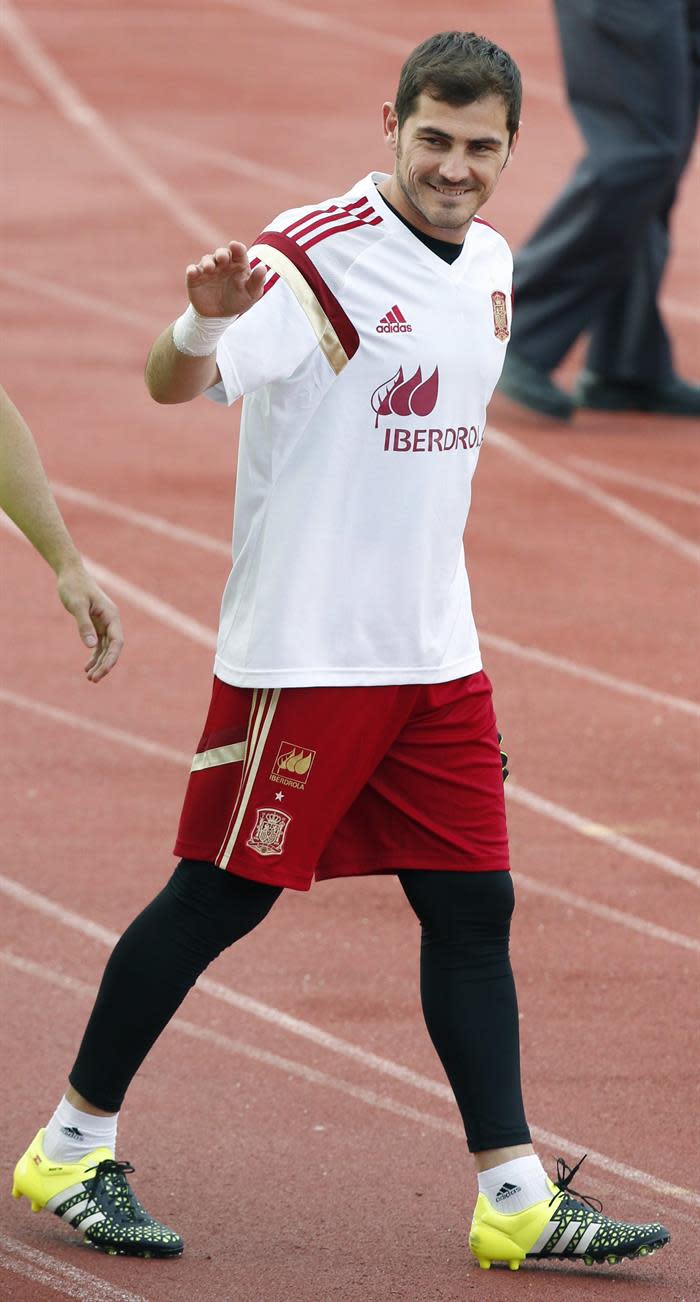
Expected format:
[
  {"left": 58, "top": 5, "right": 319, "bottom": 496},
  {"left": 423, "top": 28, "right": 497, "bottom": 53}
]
[{"left": 1, "top": 2, "right": 699, "bottom": 1299}]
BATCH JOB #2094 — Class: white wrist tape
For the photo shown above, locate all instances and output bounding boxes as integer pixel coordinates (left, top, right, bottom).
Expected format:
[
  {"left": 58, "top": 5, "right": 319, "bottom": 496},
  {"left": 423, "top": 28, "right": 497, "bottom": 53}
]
[{"left": 171, "top": 303, "right": 237, "bottom": 357}]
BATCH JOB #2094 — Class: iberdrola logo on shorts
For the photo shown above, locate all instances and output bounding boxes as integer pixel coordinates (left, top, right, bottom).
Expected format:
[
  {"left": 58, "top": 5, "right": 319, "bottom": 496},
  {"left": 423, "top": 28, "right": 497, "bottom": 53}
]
[
  {"left": 371, "top": 365, "right": 439, "bottom": 427},
  {"left": 270, "top": 741, "right": 316, "bottom": 790}
]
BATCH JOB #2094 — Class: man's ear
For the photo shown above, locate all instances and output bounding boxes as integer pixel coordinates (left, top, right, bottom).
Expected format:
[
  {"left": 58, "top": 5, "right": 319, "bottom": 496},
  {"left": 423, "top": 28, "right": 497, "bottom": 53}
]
[
  {"left": 382, "top": 102, "right": 399, "bottom": 153},
  {"left": 504, "top": 124, "right": 521, "bottom": 167}
]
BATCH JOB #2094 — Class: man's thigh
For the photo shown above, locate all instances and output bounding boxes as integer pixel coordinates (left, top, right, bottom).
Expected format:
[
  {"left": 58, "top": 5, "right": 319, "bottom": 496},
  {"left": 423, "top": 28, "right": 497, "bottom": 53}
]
[
  {"left": 174, "top": 678, "right": 418, "bottom": 889},
  {"left": 317, "top": 671, "right": 510, "bottom": 881}
]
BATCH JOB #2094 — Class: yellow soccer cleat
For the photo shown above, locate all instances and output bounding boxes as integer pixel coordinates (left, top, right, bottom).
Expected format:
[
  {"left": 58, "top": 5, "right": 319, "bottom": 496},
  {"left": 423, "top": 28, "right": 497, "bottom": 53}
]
[
  {"left": 12, "top": 1129, "right": 183, "bottom": 1257},
  {"left": 469, "top": 1156, "right": 669, "bottom": 1271}
]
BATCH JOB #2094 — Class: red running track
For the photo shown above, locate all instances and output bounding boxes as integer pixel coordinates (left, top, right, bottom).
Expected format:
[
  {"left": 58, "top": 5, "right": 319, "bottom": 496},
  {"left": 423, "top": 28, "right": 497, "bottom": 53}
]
[{"left": 1, "top": 2, "right": 699, "bottom": 1299}]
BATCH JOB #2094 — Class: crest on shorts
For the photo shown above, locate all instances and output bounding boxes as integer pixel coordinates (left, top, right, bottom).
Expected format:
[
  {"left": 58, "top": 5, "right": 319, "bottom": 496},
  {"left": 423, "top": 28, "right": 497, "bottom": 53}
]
[
  {"left": 246, "top": 808, "right": 292, "bottom": 857},
  {"left": 270, "top": 741, "right": 316, "bottom": 790},
  {"left": 491, "top": 291, "right": 509, "bottom": 341}
]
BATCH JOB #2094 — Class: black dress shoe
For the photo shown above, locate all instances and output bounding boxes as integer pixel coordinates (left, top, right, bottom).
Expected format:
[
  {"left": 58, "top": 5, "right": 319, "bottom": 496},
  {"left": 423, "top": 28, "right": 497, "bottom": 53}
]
[
  {"left": 497, "top": 351, "right": 574, "bottom": 420},
  {"left": 574, "top": 370, "right": 700, "bottom": 416}
]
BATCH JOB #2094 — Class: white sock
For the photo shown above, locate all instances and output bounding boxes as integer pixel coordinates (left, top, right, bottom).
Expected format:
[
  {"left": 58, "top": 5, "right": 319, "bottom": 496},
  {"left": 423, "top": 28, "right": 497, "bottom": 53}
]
[
  {"left": 43, "top": 1097, "right": 118, "bottom": 1164},
  {"left": 477, "top": 1155, "right": 550, "bottom": 1214}
]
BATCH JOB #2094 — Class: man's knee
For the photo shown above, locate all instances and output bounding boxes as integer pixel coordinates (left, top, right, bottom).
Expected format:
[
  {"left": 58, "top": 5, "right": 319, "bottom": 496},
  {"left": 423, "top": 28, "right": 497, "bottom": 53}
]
[
  {"left": 400, "top": 869, "right": 515, "bottom": 939},
  {"left": 168, "top": 858, "right": 282, "bottom": 945}
]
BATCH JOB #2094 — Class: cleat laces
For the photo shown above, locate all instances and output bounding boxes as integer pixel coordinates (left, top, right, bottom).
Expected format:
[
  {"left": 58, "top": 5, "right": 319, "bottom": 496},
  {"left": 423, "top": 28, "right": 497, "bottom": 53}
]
[
  {"left": 549, "top": 1154, "right": 603, "bottom": 1212},
  {"left": 85, "top": 1159, "right": 147, "bottom": 1221}
]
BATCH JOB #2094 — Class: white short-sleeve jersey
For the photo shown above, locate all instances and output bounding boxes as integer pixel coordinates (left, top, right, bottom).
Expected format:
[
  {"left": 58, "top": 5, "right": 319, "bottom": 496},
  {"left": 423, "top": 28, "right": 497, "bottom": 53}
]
[{"left": 206, "top": 172, "right": 513, "bottom": 687}]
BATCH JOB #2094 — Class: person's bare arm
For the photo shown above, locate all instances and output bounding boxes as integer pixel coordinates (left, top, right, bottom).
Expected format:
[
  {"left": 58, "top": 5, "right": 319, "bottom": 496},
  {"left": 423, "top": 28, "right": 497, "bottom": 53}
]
[
  {"left": 0, "top": 385, "right": 124, "bottom": 681},
  {"left": 145, "top": 241, "right": 266, "bottom": 404}
]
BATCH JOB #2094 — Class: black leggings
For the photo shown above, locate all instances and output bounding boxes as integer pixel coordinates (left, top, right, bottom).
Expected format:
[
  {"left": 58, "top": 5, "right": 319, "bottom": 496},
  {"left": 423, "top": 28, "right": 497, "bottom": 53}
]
[{"left": 70, "top": 861, "right": 530, "bottom": 1152}]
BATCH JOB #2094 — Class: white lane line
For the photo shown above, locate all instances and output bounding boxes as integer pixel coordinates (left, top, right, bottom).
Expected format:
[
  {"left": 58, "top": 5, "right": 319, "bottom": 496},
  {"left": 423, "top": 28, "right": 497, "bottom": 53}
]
[
  {"left": 132, "top": 124, "right": 327, "bottom": 196},
  {"left": 0, "top": 268, "right": 157, "bottom": 330},
  {"left": 7, "top": 457, "right": 695, "bottom": 719},
  {"left": 2, "top": 947, "right": 698, "bottom": 1209},
  {"left": 514, "top": 872, "right": 700, "bottom": 953},
  {"left": 0, "top": 876, "right": 120, "bottom": 949},
  {"left": 1, "top": 948, "right": 461, "bottom": 1137},
  {"left": 4, "top": 258, "right": 698, "bottom": 580},
  {"left": 222, "top": 0, "right": 407, "bottom": 52},
  {"left": 52, "top": 482, "right": 232, "bottom": 557},
  {"left": 3, "top": 692, "right": 697, "bottom": 953},
  {"left": 488, "top": 427, "right": 700, "bottom": 563},
  {"left": 0, "top": 3, "right": 220, "bottom": 246},
  {"left": 566, "top": 456, "right": 700, "bottom": 507},
  {"left": 0, "top": 1254, "right": 112, "bottom": 1302},
  {"left": 10, "top": 271, "right": 695, "bottom": 570},
  {"left": 0, "top": 512, "right": 217, "bottom": 649},
  {"left": 0, "top": 688, "right": 191, "bottom": 766},
  {"left": 4, "top": 3, "right": 573, "bottom": 108},
  {"left": 0, "top": 1255, "right": 88, "bottom": 1300},
  {"left": 97, "top": 128, "right": 700, "bottom": 329},
  {"left": 5, "top": 517, "right": 697, "bottom": 887},
  {"left": 0, "top": 890, "right": 686, "bottom": 1110},
  {"left": 80, "top": 555, "right": 218, "bottom": 648},
  {"left": 0, "top": 1230, "right": 146, "bottom": 1302},
  {"left": 4, "top": 4, "right": 696, "bottom": 331},
  {"left": 507, "top": 780, "right": 700, "bottom": 887},
  {"left": 481, "top": 630, "right": 700, "bottom": 717},
  {"left": 218, "top": 0, "right": 564, "bottom": 106}
]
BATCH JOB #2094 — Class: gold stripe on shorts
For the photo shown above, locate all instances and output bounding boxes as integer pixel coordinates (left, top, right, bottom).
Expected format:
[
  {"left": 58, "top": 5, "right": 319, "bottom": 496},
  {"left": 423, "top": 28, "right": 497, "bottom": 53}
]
[
  {"left": 190, "top": 741, "right": 246, "bottom": 772},
  {"left": 217, "top": 688, "right": 281, "bottom": 868}
]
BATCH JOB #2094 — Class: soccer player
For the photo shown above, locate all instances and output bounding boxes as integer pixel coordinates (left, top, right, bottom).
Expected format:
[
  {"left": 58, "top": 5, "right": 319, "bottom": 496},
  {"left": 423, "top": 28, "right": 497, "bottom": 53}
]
[
  {"left": 1, "top": 384, "right": 123, "bottom": 682},
  {"left": 13, "top": 33, "right": 669, "bottom": 1271}
]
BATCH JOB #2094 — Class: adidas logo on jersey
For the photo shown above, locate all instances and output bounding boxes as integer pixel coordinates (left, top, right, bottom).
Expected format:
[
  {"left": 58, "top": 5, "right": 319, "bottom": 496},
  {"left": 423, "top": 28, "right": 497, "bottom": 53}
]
[{"left": 376, "top": 305, "right": 412, "bottom": 333}]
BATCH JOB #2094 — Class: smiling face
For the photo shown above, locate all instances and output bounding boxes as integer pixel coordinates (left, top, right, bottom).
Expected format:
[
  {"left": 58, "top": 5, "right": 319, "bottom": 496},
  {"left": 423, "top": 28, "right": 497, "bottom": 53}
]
[{"left": 379, "top": 91, "right": 518, "bottom": 242}]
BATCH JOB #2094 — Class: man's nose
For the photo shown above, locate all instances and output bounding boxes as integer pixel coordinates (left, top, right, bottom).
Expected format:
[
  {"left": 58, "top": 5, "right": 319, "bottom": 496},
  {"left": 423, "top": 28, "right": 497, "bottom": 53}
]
[{"left": 437, "top": 152, "right": 471, "bottom": 185}]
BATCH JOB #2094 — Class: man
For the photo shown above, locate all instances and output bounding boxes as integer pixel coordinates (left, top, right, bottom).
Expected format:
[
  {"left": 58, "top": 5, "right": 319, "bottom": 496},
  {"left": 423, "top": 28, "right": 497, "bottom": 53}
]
[
  {"left": 12, "top": 32, "right": 669, "bottom": 1272},
  {"left": 498, "top": 0, "right": 700, "bottom": 420},
  {"left": 1, "top": 384, "right": 123, "bottom": 681}
]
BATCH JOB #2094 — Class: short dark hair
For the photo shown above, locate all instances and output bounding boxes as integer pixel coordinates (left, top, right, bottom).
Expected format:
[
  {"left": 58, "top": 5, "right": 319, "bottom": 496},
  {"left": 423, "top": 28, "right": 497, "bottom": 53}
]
[{"left": 394, "top": 31, "right": 522, "bottom": 141}]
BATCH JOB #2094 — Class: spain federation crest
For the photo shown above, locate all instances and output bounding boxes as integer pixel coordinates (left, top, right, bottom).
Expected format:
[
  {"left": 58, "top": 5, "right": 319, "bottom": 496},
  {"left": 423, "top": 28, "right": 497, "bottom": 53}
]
[
  {"left": 491, "top": 290, "right": 510, "bottom": 341},
  {"left": 246, "top": 807, "right": 292, "bottom": 857}
]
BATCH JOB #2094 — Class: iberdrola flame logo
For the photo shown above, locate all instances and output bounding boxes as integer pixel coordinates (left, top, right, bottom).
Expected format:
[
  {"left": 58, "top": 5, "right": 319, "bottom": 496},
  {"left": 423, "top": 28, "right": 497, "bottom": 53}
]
[
  {"left": 371, "top": 365, "right": 439, "bottom": 427},
  {"left": 277, "top": 748, "right": 313, "bottom": 775}
]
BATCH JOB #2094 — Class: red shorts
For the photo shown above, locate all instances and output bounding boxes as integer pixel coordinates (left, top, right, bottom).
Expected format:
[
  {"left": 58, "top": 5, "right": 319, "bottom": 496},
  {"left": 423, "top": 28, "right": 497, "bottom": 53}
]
[{"left": 174, "top": 671, "right": 510, "bottom": 890}]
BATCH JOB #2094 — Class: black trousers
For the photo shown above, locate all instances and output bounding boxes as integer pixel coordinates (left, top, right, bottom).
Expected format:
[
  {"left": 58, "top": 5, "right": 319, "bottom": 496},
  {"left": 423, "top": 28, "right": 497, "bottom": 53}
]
[
  {"left": 511, "top": 0, "right": 700, "bottom": 381},
  {"left": 70, "top": 861, "right": 531, "bottom": 1153}
]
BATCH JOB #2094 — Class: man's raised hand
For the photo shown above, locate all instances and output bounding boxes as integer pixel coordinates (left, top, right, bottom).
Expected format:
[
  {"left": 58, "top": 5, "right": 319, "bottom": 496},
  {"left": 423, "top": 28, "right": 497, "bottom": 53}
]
[{"left": 185, "top": 242, "right": 266, "bottom": 318}]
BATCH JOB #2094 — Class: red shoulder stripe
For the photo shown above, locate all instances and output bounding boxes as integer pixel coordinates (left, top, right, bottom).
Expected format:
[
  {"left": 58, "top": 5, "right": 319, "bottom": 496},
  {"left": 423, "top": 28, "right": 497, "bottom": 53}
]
[
  {"left": 473, "top": 215, "right": 501, "bottom": 234},
  {"left": 278, "top": 196, "right": 382, "bottom": 251},
  {"left": 283, "top": 204, "right": 341, "bottom": 237},
  {"left": 253, "top": 230, "right": 360, "bottom": 362},
  {"left": 301, "top": 215, "right": 380, "bottom": 251},
  {"left": 250, "top": 254, "right": 280, "bottom": 295},
  {"left": 291, "top": 209, "right": 357, "bottom": 243}
]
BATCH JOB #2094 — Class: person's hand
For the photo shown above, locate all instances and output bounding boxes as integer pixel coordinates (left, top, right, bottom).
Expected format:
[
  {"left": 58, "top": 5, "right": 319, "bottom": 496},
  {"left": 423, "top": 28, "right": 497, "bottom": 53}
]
[
  {"left": 186, "top": 242, "right": 266, "bottom": 318},
  {"left": 57, "top": 564, "right": 124, "bottom": 682}
]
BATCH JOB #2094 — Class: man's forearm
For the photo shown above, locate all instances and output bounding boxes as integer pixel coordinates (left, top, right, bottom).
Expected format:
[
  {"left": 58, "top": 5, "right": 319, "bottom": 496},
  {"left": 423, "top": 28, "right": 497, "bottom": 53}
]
[
  {"left": 0, "top": 388, "right": 84, "bottom": 574},
  {"left": 144, "top": 325, "right": 221, "bottom": 404}
]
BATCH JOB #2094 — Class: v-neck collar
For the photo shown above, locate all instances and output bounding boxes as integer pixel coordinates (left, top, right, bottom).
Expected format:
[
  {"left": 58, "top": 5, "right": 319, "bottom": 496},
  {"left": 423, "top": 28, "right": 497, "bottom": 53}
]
[
  {"left": 378, "top": 194, "right": 464, "bottom": 264},
  {"left": 367, "top": 172, "right": 474, "bottom": 279}
]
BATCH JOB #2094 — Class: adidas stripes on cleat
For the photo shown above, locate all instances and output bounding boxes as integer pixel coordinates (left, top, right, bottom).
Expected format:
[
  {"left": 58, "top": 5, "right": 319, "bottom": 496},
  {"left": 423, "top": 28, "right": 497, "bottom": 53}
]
[
  {"left": 469, "top": 1155, "right": 669, "bottom": 1271},
  {"left": 12, "top": 1129, "right": 183, "bottom": 1258}
]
